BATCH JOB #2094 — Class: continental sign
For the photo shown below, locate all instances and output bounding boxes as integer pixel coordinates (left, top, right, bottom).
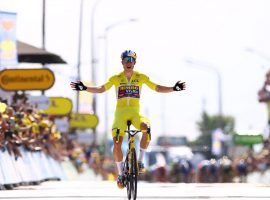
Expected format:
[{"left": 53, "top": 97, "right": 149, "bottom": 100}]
[
  {"left": 43, "top": 97, "right": 72, "bottom": 116},
  {"left": 69, "top": 113, "right": 99, "bottom": 129},
  {"left": 0, "top": 68, "right": 55, "bottom": 91}
]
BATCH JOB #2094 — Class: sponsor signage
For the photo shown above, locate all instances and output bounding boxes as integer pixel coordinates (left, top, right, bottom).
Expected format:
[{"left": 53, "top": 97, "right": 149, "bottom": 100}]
[
  {"left": 43, "top": 97, "right": 72, "bottom": 115},
  {"left": 0, "top": 11, "right": 18, "bottom": 67},
  {"left": 69, "top": 113, "right": 99, "bottom": 129},
  {"left": 233, "top": 133, "right": 263, "bottom": 145},
  {"left": 118, "top": 85, "right": 140, "bottom": 99},
  {"left": 0, "top": 68, "right": 55, "bottom": 91}
]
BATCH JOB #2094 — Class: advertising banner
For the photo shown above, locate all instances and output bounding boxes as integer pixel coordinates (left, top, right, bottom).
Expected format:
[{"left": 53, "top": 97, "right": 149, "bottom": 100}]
[
  {"left": 69, "top": 113, "right": 99, "bottom": 129},
  {"left": 233, "top": 133, "right": 263, "bottom": 146},
  {"left": 0, "top": 68, "right": 55, "bottom": 91},
  {"left": 0, "top": 11, "right": 18, "bottom": 67},
  {"left": 43, "top": 97, "right": 73, "bottom": 116}
]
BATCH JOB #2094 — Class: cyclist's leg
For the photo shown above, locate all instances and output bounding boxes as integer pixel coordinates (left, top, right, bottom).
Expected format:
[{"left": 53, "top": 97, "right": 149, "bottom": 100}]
[
  {"left": 113, "top": 136, "right": 123, "bottom": 170},
  {"left": 112, "top": 110, "right": 128, "bottom": 188},
  {"left": 133, "top": 113, "right": 151, "bottom": 169},
  {"left": 112, "top": 109, "right": 128, "bottom": 153},
  {"left": 140, "top": 121, "right": 150, "bottom": 148},
  {"left": 132, "top": 113, "right": 151, "bottom": 148}
]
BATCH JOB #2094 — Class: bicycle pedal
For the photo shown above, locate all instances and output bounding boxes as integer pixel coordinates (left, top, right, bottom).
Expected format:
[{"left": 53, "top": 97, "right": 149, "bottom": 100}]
[
  {"left": 117, "top": 175, "right": 125, "bottom": 189},
  {"left": 117, "top": 182, "right": 125, "bottom": 189}
]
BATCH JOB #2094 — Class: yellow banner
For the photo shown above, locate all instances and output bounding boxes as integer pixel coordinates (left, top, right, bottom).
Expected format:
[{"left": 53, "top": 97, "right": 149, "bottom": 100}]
[
  {"left": 0, "top": 68, "right": 55, "bottom": 91},
  {"left": 69, "top": 113, "right": 99, "bottom": 129},
  {"left": 44, "top": 97, "right": 72, "bottom": 115}
]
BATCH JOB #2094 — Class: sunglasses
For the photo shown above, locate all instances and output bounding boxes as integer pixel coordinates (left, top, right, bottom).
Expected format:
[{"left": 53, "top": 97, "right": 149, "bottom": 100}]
[{"left": 122, "top": 57, "right": 135, "bottom": 63}]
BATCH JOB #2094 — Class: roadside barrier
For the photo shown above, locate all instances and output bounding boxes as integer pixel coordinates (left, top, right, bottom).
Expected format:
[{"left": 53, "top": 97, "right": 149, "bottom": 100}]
[{"left": 0, "top": 146, "right": 66, "bottom": 190}]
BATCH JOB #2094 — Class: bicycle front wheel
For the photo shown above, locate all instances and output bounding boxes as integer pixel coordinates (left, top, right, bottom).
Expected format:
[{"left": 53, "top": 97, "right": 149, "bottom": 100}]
[{"left": 130, "top": 148, "right": 137, "bottom": 200}]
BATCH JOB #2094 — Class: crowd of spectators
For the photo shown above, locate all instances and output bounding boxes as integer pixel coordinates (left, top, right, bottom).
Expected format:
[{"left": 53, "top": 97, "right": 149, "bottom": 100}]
[
  {"left": 0, "top": 96, "right": 67, "bottom": 162},
  {"left": 0, "top": 94, "right": 118, "bottom": 189},
  {"left": 195, "top": 147, "right": 270, "bottom": 183},
  {"left": 140, "top": 144, "right": 270, "bottom": 184}
]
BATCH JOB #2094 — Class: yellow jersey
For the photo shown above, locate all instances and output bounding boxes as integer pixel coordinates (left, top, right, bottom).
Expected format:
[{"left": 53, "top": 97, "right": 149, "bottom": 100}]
[{"left": 104, "top": 71, "right": 157, "bottom": 109}]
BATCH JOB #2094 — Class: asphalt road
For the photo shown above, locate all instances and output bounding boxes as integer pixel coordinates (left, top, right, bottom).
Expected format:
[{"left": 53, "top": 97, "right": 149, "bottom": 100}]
[{"left": 0, "top": 180, "right": 270, "bottom": 200}]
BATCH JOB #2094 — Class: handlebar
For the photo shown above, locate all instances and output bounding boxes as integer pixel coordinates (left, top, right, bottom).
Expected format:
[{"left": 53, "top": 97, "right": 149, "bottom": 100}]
[
  {"left": 125, "top": 130, "right": 141, "bottom": 136},
  {"left": 114, "top": 120, "right": 151, "bottom": 143},
  {"left": 114, "top": 128, "right": 141, "bottom": 143}
]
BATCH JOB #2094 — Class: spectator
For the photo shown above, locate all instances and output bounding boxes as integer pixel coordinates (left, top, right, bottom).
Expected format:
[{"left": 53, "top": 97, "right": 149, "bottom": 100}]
[{"left": 219, "top": 156, "right": 233, "bottom": 182}]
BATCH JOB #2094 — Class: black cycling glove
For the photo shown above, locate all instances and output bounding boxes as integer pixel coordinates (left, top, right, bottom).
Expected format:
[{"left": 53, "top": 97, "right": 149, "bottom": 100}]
[
  {"left": 71, "top": 81, "right": 87, "bottom": 91},
  {"left": 173, "top": 81, "right": 185, "bottom": 91}
]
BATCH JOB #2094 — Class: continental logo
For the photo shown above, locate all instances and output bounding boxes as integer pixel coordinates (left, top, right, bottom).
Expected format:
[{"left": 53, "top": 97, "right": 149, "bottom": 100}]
[{"left": 0, "top": 68, "right": 55, "bottom": 91}]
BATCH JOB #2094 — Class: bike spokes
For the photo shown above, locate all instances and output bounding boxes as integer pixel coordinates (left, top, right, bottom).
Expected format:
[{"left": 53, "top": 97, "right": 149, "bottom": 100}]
[
  {"left": 124, "top": 153, "right": 132, "bottom": 199},
  {"left": 130, "top": 149, "right": 137, "bottom": 200},
  {"left": 124, "top": 149, "right": 138, "bottom": 200}
]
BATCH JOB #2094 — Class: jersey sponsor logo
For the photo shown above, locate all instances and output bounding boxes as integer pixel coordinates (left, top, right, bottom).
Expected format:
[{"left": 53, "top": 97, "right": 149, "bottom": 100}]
[
  {"left": 131, "top": 79, "right": 139, "bottom": 83},
  {"left": 117, "top": 85, "right": 140, "bottom": 99}
]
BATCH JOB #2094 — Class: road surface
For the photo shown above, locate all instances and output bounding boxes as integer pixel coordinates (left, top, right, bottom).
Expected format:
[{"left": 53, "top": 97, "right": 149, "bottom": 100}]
[{"left": 0, "top": 180, "right": 270, "bottom": 200}]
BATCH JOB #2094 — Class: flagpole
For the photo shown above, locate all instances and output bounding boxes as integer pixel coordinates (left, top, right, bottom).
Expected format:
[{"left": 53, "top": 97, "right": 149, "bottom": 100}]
[
  {"left": 76, "top": 0, "right": 83, "bottom": 112},
  {"left": 41, "top": 0, "right": 46, "bottom": 95}
]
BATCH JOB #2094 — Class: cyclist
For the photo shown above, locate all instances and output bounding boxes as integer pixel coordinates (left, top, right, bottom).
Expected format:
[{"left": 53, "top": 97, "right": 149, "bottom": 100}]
[{"left": 70, "top": 50, "right": 186, "bottom": 188}]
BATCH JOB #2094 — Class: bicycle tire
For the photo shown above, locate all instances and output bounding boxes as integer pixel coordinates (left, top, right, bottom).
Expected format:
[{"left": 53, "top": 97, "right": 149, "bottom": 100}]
[
  {"left": 123, "top": 153, "right": 131, "bottom": 200},
  {"left": 123, "top": 155, "right": 131, "bottom": 200},
  {"left": 130, "top": 148, "right": 137, "bottom": 200}
]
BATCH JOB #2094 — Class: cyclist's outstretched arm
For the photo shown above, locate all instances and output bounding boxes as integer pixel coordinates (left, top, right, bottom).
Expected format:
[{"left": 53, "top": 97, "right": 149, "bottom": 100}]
[
  {"left": 155, "top": 81, "right": 186, "bottom": 93},
  {"left": 70, "top": 81, "right": 106, "bottom": 93},
  {"left": 85, "top": 85, "right": 106, "bottom": 93},
  {"left": 156, "top": 85, "right": 174, "bottom": 93}
]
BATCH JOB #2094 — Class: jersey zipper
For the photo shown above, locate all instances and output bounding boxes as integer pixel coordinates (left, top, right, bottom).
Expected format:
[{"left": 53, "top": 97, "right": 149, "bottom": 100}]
[
  {"left": 126, "top": 75, "right": 132, "bottom": 107},
  {"left": 127, "top": 83, "right": 130, "bottom": 107}
]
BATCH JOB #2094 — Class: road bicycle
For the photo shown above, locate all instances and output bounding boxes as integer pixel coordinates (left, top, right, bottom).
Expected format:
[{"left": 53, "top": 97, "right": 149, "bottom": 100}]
[{"left": 115, "top": 120, "right": 150, "bottom": 200}]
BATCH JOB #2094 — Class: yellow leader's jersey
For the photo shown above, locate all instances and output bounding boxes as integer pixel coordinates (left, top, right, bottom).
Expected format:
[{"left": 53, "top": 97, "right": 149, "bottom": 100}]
[{"left": 104, "top": 71, "right": 157, "bottom": 109}]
